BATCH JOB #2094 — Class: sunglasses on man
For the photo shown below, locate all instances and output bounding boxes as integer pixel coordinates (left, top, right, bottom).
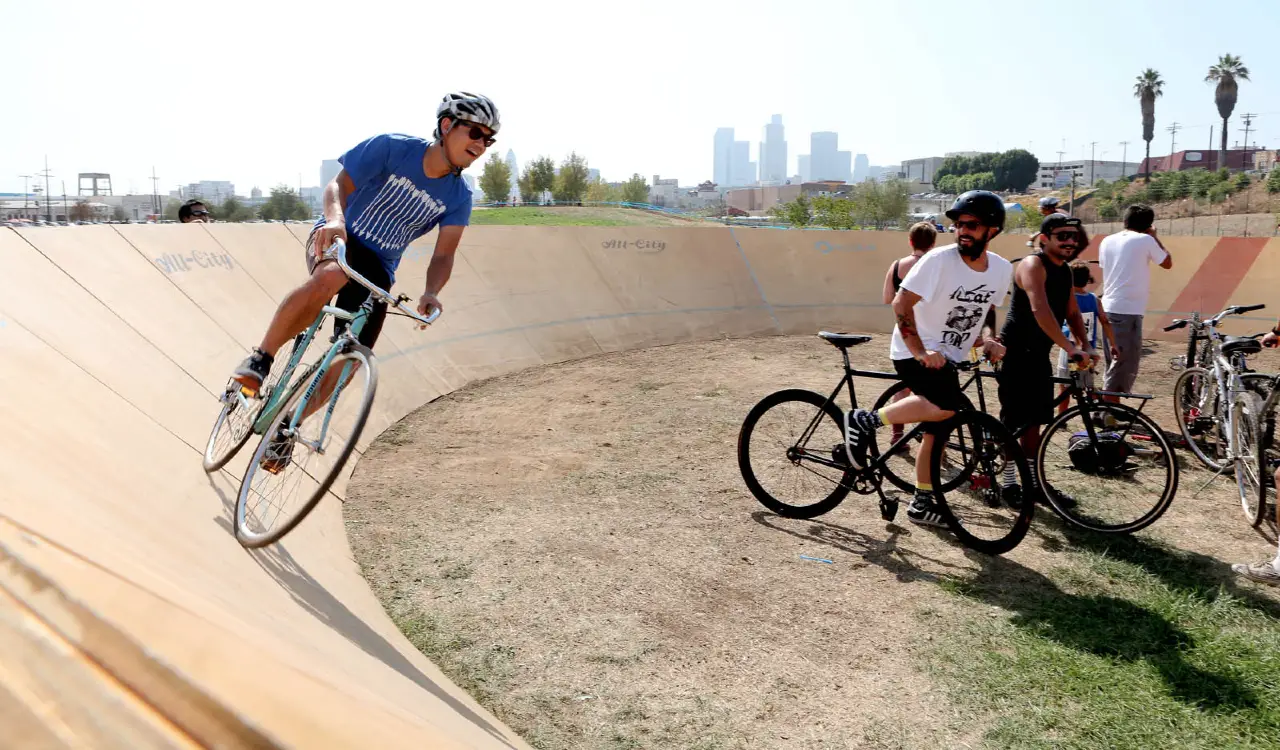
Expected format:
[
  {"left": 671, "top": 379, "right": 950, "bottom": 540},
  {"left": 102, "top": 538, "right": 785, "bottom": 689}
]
[
  {"left": 1049, "top": 229, "right": 1083, "bottom": 242},
  {"left": 454, "top": 121, "right": 496, "bottom": 147}
]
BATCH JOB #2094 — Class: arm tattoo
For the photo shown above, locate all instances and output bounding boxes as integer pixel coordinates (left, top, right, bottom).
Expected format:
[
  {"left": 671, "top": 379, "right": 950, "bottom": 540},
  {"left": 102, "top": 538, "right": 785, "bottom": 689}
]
[{"left": 896, "top": 312, "right": 917, "bottom": 338}]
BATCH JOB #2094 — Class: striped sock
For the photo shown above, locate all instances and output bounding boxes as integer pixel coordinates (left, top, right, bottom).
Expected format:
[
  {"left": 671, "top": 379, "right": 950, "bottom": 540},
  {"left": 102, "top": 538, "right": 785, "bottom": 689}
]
[{"left": 1002, "top": 463, "right": 1017, "bottom": 488}]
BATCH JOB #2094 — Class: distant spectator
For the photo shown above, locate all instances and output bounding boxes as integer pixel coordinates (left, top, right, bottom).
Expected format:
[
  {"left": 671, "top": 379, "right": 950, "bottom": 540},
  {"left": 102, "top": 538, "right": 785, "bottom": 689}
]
[
  {"left": 1097, "top": 204, "right": 1173, "bottom": 402},
  {"left": 179, "top": 200, "right": 211, "bottom": 223},
  {"left": 880, "top": 221, "right": 938, "bottom": 447},
  {"left": 1027, "top": 195, "right": 1067, "bottom": 246}
]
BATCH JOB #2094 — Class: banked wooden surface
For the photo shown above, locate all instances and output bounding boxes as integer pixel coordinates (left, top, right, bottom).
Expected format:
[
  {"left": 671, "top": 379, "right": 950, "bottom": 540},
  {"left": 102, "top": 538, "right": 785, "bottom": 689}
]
[{"left": 0, "top": 223, "right": 1273, "bottom": 747}]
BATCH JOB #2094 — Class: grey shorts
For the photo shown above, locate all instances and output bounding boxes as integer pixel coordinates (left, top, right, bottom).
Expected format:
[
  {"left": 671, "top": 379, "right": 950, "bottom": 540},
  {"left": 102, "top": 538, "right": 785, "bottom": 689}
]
[
  {"left": 1103, "top": 313, "right": 1144, "bottom": 394},
  {"left": 1056, "top": 347, "right": 1096, "bottom": 389}
]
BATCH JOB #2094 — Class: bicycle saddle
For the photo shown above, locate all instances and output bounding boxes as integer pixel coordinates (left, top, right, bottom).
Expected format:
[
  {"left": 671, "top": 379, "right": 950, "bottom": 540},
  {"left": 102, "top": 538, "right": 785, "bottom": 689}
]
[
  {"left": 1222, "top": 336, "right": 1263, "bottom": 356},
  {"left": 818, "top": 331, "right": 873, "bottom": 348}
]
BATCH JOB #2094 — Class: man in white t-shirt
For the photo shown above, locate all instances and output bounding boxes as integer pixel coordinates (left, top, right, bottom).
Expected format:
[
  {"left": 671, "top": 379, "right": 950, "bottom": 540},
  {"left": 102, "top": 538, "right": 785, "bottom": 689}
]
[
  {"left": 1097, "top": 204, "right": 1172, "bottom": 401},
  {"left": 845, "top": 190, "right": 1013, "bottom": 528}
]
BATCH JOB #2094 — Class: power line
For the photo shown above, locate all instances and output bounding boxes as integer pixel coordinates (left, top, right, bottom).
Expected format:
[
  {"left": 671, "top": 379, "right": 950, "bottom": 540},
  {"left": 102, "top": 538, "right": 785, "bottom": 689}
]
[{"left": 1167, "top": 122, "right": 1181, "bottom": 161}]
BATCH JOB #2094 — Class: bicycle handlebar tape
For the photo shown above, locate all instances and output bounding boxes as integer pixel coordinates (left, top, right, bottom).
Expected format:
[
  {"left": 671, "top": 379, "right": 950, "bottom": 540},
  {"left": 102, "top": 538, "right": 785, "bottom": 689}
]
[
  {"left": 1163, "top": 320, "right": 1187, "bottom": 332},
  {"left": 1237, "top": 304, "right": 1267, "bottom": 314}
]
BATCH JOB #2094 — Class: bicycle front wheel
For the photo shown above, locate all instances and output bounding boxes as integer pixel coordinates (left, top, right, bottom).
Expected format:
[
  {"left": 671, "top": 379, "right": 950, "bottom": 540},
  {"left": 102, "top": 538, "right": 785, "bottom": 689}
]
[
  {"left": 1173, "top": 366, "right": 1226, "bottom": 471},
  {"left": 1232, "top": 390, "right": 1268, "bottom": 527},
  {"left": 1038, "top": 402, "right": 1178, "bottom": 534},
  {"left": 235, "top": 343, "right": 378, "bottom": 548},
  {"left": 737, "top": 389, "right": 853, "bottom": 519},
  {"left": 930, "top": 411, "right": 1035, "bottom": 556}
]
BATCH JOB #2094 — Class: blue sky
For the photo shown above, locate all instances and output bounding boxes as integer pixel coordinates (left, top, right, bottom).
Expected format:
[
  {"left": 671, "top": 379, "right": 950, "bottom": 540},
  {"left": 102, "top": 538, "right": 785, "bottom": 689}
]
[{"left": 2, "top": 0, "right": 1278, "bottom": 195}]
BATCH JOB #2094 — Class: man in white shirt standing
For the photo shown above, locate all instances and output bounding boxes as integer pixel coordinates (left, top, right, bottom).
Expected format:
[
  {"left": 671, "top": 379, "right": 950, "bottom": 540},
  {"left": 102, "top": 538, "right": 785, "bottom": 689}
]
[
  {"left": 1097, "top": 204, "right": 1172, "bottom": 401},
  {"left": 845, "top": 190, "right": 1012, "bottom": 528}
]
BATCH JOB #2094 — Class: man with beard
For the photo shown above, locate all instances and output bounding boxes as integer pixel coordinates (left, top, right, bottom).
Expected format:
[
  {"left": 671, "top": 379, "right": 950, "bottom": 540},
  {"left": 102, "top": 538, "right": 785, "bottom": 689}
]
[
  {"left": 995, "top": 214, "right": 1095, "bottom": 507},
  {"left": 845, "top": 191, "right": 1012, "bottom": 528}
]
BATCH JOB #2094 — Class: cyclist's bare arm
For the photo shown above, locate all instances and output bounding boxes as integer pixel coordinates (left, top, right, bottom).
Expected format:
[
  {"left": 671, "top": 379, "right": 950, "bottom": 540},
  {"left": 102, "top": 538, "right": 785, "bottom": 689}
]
[
  {"left": 893, "top": 287, "right": 944, "bottom": 367},
  {"left": 1018, "top": 256, "right": 1077, "bottom": 354},
  {"left": 314, "top": 171, "right": 357, "bottom": 257},
  {"left": 417, "top": 225, "right": 465, "bottom": 318}
]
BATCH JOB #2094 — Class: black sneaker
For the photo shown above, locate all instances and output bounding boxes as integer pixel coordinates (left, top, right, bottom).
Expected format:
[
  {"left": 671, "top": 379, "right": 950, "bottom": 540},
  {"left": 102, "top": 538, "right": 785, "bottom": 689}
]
[
  {"left": 844, "top": 409, "right": 876, "bottom": 470},
  {"left": 232, "top": 348, "right": 274, "bottom": 396},
  {"left": 260, "top": 427, "right": 295, "bottom": 475},
  {"left": 1001, "top": 483, "right": 1024, "bottom": 510},
  {"left": 906, "top": 491, "right": 948, "bottom": 528}
]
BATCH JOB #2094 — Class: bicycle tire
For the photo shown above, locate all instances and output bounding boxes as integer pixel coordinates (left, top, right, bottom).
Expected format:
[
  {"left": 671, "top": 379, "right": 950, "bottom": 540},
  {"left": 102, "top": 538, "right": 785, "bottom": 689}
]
[
  {"left": 870, "top": 380, "right": 979, "bottom": 494},
  {"left": 1037, "top": 402, "right": 1178, "bottom": 534},
  {"left": 234, "top": 343, "right": 378, "bottom": 548},
  {"left": 1231, "top": 391, "right": 1268, "bottom": 528},
  {"left": 1173, "top": 366, "right": 1226, "bottom": 471},
  {"left": 737, "top": 388, "right": 853, "bottom": 519},
  {"left": 929, "top": 411, "right": 1035, "bottom": 555},
  {"left": 202, "top": 382, "right": 258, "bottom": 473}
]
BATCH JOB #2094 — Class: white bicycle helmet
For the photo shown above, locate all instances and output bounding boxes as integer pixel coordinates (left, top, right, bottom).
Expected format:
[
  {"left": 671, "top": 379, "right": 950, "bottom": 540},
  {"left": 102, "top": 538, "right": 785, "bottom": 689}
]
[{"left": 434, "top": 91, "right": 501, "bottom": 139}]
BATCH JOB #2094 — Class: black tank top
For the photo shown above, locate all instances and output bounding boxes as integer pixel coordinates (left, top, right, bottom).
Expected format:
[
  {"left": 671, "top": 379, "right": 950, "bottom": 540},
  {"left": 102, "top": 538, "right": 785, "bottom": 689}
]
[
  {"left": 891, "top": 254, "right": 921, "bottom": 292},
  {"left": 999, "top": 251, "right": 1073, "bottom": 352}
]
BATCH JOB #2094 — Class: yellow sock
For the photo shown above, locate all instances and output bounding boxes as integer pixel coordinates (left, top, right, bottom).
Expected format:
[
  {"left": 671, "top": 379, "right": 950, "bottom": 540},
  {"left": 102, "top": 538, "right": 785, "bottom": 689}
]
[
  {"left": 916, "top": 482, "right": 933, "bottom": 492},
  {"left": 878, "top": 407, "right": 891, "bottom": 426}
]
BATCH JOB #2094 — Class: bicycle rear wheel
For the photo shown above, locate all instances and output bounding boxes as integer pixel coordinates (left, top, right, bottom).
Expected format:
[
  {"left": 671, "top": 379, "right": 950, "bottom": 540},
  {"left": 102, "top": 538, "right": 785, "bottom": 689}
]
[
  {"left": 1037, "top": 402, "right": 1177, "bottom": 534},
  {"left": 234, "top": 342, "right": 378, "bottom": 548},
  {"left": 930, "top": 411, "right": 1035, "bottom": 555},
  {"left": 870, "top": 380, "right": 979, "bottom": 494},
  {"left": 202, "top": 334, "right": 312, "bottom": 473},
  {"left": 1173, "top": 366, "right": 1226, "bottom": 471},
  {"left": 737, "top": 388, "right": 853, "bottom": 519}
]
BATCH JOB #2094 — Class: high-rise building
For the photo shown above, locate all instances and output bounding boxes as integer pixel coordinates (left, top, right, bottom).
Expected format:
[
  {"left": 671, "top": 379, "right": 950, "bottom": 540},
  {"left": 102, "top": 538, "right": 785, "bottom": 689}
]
[
  {"left": 731, "top": 141, "right": 755, "bottom": 187},
  {"left": 798, "top": 155, "right": 811, "bottom": 183},
  {"left": 714, "top": 128, "right": 734, "bottom": 186},
  {"left": 320, "top": 159, "right": 341, "bottom": 189},
  {"left": 808, "top": 133, "right": 851, "bottom": 182},
  {"left": 854, "top": 154, "right": 869, "bottom": 183},
  {"left": 759, "top": 115, "right": 787, "bottom": 184},
  {"left": 183, "top": 181, "right": 235, "bottom": 202},
  {"left": 505, "top": 150, "right": 519, "bottom": 200}
]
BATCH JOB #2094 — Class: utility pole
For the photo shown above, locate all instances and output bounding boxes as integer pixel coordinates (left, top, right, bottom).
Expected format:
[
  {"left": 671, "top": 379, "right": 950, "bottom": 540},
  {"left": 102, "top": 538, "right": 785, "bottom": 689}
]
[
  {"left": 61, "top": 181, "right": 68, "bottom": 222},
  {"left": 39, "top": 156, "right": 54, "bottom": 223},
  {"left": 1241, "top": 113, "right": 1257, "bottom": 171},
  {"left": 1166, "top": 123, "right": 1181, "bottom": 172},
  {"left": 17, "top": 174, "right": 35, "bottom": 209},
  {"left": 150, "top": 167, "right": 161, "bottom": 220},
  {"left": 1089, "top": 141, "right": 1098, "bottom": 186},
  {"left": 1119, "top": 141, "right": 1129, "bottom": 178}
]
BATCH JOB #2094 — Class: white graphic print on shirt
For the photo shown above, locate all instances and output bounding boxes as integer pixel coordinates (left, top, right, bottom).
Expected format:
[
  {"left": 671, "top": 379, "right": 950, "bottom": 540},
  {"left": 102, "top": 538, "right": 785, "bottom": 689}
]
[{"left": 349, "top": 174, "right": 448, "bottom": 252}]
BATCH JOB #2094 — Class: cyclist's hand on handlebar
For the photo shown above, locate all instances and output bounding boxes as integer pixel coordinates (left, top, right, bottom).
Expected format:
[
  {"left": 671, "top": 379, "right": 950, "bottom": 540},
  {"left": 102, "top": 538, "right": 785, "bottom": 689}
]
[
  {"left": 1264, "top": 331, "right": 1280, "bottom": 349},
  {"left": 314, "top": 220, "right": 347, "bottom": 259},
  {"left": 416, "top": 292, "right": 442, "bottom": 327},
  {"left": 917, "top": 350, "right": 946, "bottom": 369},
  {"left": 981, "top": 338, "right": 1006, "bottom": 363},
  {"left": 1067, "top": 344, "right": 1093, "bottom": 371}
]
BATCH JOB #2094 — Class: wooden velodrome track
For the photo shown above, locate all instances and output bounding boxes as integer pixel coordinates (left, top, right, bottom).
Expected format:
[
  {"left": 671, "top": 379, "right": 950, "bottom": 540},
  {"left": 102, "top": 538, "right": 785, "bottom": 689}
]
[{"left": 1, "top": 222, "right": 1275, "bottom": 747}]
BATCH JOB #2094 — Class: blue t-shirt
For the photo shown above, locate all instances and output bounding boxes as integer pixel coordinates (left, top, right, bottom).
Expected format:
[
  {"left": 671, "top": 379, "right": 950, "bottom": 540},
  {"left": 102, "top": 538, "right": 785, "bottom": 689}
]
[
  {"left": 1062, "top": 291, "right": 1099, "bottom": 347},
  {"left": 315, "top": 133, "right": 472, "bottom": 282}
]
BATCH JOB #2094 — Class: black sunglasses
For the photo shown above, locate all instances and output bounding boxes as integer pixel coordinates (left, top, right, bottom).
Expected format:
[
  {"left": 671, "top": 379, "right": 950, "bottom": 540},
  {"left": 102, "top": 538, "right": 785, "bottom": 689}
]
[
  {"left": 954, "top": 219, "right": 983, "bottom": 230},
  {"left": 1050, "top": 229, "right": 1082, "bottom": 241},
  {"left": 191, "top": 209, "right": 210, "bottom": 216},
  {"left": 455, "top": 122, "right": 496, "bottom": 147}
]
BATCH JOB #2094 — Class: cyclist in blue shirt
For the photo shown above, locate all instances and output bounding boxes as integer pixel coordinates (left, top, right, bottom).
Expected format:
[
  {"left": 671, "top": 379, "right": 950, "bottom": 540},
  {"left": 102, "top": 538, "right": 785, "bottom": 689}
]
[{"left": 231, "top": 91, "right": 500, "bottom": 394}]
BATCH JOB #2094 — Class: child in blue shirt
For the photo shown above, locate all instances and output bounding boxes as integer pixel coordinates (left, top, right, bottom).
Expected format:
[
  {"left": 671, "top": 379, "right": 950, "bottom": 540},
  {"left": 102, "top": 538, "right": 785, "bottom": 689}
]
[{"left": 1056, "top": 261, "right": 1118, "bottom": 411}]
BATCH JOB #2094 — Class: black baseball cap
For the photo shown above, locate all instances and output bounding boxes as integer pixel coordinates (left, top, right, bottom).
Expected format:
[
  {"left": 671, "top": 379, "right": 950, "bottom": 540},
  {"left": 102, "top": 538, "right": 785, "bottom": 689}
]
[{"left": 1040, "top": 213, "right": 1083, "bottom": 234}]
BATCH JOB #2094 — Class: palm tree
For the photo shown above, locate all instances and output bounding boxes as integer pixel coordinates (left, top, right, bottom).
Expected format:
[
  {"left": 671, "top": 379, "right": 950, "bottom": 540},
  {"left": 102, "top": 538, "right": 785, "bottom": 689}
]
[
  {"left": 1206, "top": 54, "right": 1250, "bottom": 170},
  {"left": 1134, "top": 69, "right": 1164, "bottom": 183}
]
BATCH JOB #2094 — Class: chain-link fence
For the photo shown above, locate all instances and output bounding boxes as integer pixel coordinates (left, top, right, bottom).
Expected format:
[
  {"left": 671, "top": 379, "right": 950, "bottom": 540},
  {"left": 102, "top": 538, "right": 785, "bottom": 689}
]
[{"left": 1081, "top": 212, "right": 1279, "bottom": 237}]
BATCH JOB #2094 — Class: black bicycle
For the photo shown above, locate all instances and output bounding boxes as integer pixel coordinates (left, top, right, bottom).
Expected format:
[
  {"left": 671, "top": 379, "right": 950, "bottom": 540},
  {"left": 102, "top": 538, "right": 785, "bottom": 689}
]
[
  {"left": 737, "top": 331, "right": 1035, "bottom": 555},
  {"left": 869, "top": 349, "right": 1179, "bottom": 534}
]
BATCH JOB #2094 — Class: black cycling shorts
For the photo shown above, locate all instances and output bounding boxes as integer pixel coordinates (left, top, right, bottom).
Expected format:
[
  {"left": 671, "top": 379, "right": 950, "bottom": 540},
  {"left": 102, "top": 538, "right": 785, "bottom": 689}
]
[
  {"left": 996, "top": 347, "right": 1054, "bottom": 430},
  {"left": 892, "top": 357, "right": 967, "bottom": 414},
  {"left": 304, "top": 230, "right": 390, "bottom": 349}
]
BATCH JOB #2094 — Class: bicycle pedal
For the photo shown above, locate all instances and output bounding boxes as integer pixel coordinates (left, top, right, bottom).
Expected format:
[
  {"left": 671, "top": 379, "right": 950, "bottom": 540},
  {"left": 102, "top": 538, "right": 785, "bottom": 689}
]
[{"left": 879, "top": 497, "right": 899, "bottom": 521}]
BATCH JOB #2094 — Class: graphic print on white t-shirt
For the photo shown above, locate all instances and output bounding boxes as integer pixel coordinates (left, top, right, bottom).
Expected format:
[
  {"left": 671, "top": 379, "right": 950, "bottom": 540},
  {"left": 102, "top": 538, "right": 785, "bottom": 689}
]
[{"left": 888, "top": 244, "right": 1014, "bottom": 362}]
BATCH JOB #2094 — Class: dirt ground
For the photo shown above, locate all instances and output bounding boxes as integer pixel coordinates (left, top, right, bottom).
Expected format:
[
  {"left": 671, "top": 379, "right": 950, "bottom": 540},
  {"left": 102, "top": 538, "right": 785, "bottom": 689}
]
[{"left": 346, "top": 334, "right": 1280, "bottom": 750}]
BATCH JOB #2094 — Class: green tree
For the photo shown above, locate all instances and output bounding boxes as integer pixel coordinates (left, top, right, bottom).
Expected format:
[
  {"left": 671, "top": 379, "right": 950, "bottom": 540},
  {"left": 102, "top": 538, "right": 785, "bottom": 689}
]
[
  {"left": 585, "top": 178, "right": 610, "bottom": 202},
  {"left": 1134, "top": 68, "right": 1165, "bottom": 183},
  {"left": 478, "top": 153, "right": 513, "bottom": 203},
  {"left": 1208, "top": 182, "right": 1231, "bottom": 204},
  {"left": 552, "top": 152, "right": 590, "bottom": 203},
  {"left": 259, "top": 185, "right": 311, "bottom": 221},
  {"left": 1234, "top": 172, "right": 1252, "bottom": 191},
  {"left": 936, "top": 174, "right": 960, "bottom": 194},
  {"left": 1266, "top": 169, "right": 1280, "bottom": 194},
  {"left": 1205, "top": 54, "right": 1250, "bottom": 169},
  {"left": 1097, "top": 200, "right": 1120, "bottom": 221},
  {"left": 992, "top": 149, "right": 1039, "bottom": 191},
  {"left": 620, "top": 173, "right": 649, "bottom": 203},
  {"left": 527, "top": 156, "right": 556, "bottom": 202},
  {"left": 518, "top": 168, "right": 539, "bottom": 202},
  {"left": 811, "top": 195, "right": 855, "bottom": 229},
  {"left": 217, "top": 195, "right": 256, "bottom": 222},
  {"left": 777, "top": 194, "right": 812, "bottom": 226}
]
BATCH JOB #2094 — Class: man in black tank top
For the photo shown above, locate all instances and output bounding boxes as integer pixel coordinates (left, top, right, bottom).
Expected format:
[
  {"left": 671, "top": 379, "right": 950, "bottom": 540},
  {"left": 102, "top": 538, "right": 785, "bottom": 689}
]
[{"left": 994, "top": 214, "right": 1096, "bottom": 506}]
